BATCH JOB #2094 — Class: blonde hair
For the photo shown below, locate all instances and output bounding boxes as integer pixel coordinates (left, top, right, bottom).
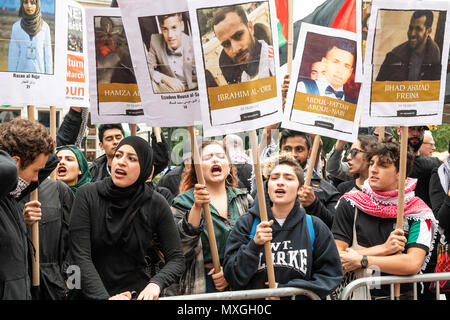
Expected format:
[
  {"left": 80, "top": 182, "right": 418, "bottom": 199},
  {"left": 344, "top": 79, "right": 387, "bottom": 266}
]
[{"left": 263, "top": 152, "right": 304, "bottom": 185}]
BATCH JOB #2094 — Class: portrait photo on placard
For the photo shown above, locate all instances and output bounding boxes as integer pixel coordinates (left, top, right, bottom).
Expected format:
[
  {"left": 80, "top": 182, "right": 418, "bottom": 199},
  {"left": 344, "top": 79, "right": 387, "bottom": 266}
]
[
  {"left": 94, "top": 15, "right": 137, "bottom": 85},
  {"left": 296, "top": 32, "right": 360, "bottom": 105},
  {"left": 138, "top": 11, "right": 197, "bottom": 94},
  {"left": 196, "top": 1, "right": 275, "bottom": 88},
  {"left": 0, "top": 0, "right": 55, "bottom": 74},
  {"left": 372, "top": 9, "right": 445, "bottom": 82}
]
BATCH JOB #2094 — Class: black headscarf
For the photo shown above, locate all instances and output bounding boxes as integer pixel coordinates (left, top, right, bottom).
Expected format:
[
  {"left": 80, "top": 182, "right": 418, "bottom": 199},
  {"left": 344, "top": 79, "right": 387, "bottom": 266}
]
[
  {"left": 97, "top": 136, "right": 154, "bottom": 255},
  {"left": 19, "top": 0, "right": 43, "bottom": 38}
]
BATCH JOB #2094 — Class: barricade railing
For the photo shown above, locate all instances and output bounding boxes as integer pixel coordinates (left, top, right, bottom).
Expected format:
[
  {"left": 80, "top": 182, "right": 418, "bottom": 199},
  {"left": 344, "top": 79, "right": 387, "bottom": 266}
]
[
  {"left": 340, "top": 272, "right": 450, "bottom": 300},
  {"left": 160, "top": 287, "right": 321, "bottom": 300}
]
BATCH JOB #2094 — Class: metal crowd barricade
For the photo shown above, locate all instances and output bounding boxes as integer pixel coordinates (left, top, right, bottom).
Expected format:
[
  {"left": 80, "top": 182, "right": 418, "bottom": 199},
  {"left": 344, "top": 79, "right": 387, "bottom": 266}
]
[
  {"left": 160, "top": 287, "right": 321, "bottom": 300},
  {"left": 340, "top": 272, "right": 450, "bottom": 300}
]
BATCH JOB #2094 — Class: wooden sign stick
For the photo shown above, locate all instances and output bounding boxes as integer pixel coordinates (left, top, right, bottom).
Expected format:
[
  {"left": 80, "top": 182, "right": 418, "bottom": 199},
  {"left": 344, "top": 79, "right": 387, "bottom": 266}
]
[
  {"left": 250, "top": 130, "right": 276, "bottom": 288},
  {"left": 130, "top": 124, "right": 137, "bottom": 136},
  {"left": 394, "top": 126, "right": 408, "bottom": 299},
  {"left": 153, "top": 127, "right": 162, "bottom": 143},
  {"left": 27, "top": 105, "right": 40, "bottom": 287},
  {"left": 188, "top": 126, "right": 221, "bottom": 273},
  {"left": 303, "top": 135, "right": 321, "bottom": 193}
]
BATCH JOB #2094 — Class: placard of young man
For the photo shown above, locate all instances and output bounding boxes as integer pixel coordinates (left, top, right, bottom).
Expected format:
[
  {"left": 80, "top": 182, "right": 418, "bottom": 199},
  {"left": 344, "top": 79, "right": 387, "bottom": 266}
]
[
  {"left": 360, "top": 0, "right": 450, "bottom": 128},
  {"left": 189, "top": 0, "right": 282, "bottom": 137},
  {"left": 282, "top": 23, "right": 362, "bottom": 143},
  {"left": 118, "top": 0, "right": 201, "bottom": 127}
]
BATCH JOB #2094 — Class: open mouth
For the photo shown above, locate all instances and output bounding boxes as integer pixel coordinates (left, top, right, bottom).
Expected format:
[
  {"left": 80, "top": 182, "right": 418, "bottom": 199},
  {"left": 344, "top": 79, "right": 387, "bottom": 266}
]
[
  {"left": 210, "top": 165, "right": 222, "bottom": 176},
  {"left": 274, "top": 188, "right": 286, "bottom": 195},
  {"left": 57, "top": 166, "right": 67, "bottom": 177},
  {"left": 114, "top": 168, "right": 127, "bottom": 178}
]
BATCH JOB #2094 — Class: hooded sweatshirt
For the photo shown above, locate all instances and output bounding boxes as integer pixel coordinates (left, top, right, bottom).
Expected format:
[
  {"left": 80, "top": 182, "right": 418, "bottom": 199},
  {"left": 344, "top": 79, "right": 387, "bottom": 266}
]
[{"left": 223, "top": 183, "right": 343, "bottom": 299}]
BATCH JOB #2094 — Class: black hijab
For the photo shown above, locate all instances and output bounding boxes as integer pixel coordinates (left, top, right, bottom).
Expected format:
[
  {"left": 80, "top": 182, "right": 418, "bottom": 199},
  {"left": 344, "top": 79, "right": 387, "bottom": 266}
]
[
  {"left": 19, "top": 0, "right": 43, "bottom": 38},
  {"left": 97, "top": 136, "right": 154, "bottom": 254}
]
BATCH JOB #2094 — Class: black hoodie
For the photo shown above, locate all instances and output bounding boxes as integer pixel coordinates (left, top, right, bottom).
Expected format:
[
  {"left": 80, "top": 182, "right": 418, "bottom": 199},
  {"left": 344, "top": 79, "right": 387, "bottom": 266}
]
[{"left": 223, "top": 183, "right": 343, "bottom": 299}]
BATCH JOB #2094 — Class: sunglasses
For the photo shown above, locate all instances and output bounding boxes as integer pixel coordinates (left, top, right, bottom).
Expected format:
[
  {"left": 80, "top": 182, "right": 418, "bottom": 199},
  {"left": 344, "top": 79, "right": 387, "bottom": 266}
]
[{"left": 347, "top": 148, "right": 365, "bottom": 158}]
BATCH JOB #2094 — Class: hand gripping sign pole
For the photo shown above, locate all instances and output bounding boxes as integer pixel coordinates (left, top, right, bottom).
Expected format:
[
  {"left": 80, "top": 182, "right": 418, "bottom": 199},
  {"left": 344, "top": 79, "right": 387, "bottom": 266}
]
[
  {"left": 394, "top": 126, "right": 408, "bottom": 300},
  {"left": 250, "top": 130, "right": 276, "bottom": 288},
  {"left": 27, "top": 105, "right": 40, "bottom": 287},
  {"left": 188, "top": 126, "right": 221, "bottom": 274}
]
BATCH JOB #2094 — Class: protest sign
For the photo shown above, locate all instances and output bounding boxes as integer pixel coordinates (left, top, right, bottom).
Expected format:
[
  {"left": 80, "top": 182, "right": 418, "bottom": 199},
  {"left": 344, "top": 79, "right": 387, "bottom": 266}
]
[
  {"left": 118, "top": 0, "right": 201, "bottom": 127},
  {"left": 64, "top": 0, "right": 89, "bottom": 108},
  {"left": 0, "top": 0, "right": 65, "bottom": 106},
  {"left": 189, "top": 0, "right": 283, "bottom": 137},
  {"left": 85, "top": 8, "right": 146, "bottom": 124},
  {"left": 282, "top": 23, "right": 362, "bottom": 143},
  {"left": 360, "top": 0, "right": 450, "bottom": 127}
]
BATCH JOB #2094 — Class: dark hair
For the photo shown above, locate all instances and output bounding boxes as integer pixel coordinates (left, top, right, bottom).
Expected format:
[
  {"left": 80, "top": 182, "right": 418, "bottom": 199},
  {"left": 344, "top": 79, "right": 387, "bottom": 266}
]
[
  {"left": 325, "top": 39, "right": 356, "bottom": 66},
  {"left": 213, "top": 5, "right": 248, "bottom": 27},
  {"left": 358, "top": 134, "right": 379, "bottom": 151},
  {"left": 264, "top": 152, "right": 305, "bottom": 186},
  {"left": 0, "top": 118, "right": 55, "bottom": 169},
  {"left": 179, "top": 140, "right": 238, "bottom": 193},
  {"left": 279, "top": 129, "right": 311, "bottom": 151},
  {"left": 158, "top": 13, "right": 183, "bottom": 26},
  {"left": 365, "top": 141, "right": 415, "bottom": 176},
  {"left": 98, "top": 124, "right": 124, "bottom": 143},
  {"left": 412, "top": 10, "right": 434, "bottom": 28}
]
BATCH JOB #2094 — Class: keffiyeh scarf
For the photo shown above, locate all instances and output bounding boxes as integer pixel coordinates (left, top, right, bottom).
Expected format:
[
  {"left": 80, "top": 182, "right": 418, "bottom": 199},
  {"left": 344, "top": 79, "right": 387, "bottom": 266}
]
[{"left": 340, "top": 178, "right": 438, "bottom": 272}]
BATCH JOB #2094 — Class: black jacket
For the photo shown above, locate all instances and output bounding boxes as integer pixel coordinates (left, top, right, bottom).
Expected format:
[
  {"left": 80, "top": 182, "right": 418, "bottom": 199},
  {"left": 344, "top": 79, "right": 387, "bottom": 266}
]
[
  {"left": 376, "top": 37, "right": 441, "bottom": 81},
  {"left": 0, "top": 151, "right": 31, "bottom": 300},
  {"left": 19, "top": 179, "right": 74, "bottom": 300},
  {"left": 56, "top": 108, "right": 83, "bottom": 147},
  {"left": 303, "top": 172, "right": 340, "bottom": 229},
  {"left": 223, "top": 183, "right": 343, "bottom": 299},
  {"left": 429, "top": 166, "right": 450, "bottom": 240},
  {"left": 69, "top": 182, "right": 185, "bottom": 299}
]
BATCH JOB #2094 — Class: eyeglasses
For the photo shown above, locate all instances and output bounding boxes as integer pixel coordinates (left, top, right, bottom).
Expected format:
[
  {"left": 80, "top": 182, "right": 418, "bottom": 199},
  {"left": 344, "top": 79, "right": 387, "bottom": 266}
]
[
  {"left": 347, "top": 148, "right": 365, "bottom": 158},
  {"left": 422, "top": 142, "right": 435, "bottom": 147}
]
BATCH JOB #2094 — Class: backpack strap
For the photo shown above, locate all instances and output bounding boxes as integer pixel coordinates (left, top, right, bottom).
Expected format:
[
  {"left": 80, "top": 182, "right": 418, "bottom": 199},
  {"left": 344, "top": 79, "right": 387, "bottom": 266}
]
[
  {"left": 305, "top": 214, "right": 315, "bottom": 252},
  {"left": 249, "top": 217, "right": 260, "bottom": 239}
]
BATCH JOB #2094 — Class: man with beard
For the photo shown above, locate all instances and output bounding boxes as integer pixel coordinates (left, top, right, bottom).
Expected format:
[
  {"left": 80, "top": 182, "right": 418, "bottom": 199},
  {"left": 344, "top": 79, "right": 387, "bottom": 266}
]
[
  {"left": 278, "top": 130, "right": 340, "bottom": 229},
  {"left": 399, "top": 125, "right": 441, "bottom": 300},
  {"left": 376, "top": 10, "right": 441, "bottom": 81},
  {"left": 212, "top": 5, "right": 274, "bottom": 84}
]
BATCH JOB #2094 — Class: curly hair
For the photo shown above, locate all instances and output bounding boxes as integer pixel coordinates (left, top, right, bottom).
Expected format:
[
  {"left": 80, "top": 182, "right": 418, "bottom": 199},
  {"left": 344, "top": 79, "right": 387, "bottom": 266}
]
[
  {"left": 365, "top": 141, "right": 415, "bottom": 177},
  {"left": 179, "top": 140, "right": 238, "bottom": 193},
  {"left": 263, "top": 152, "right": 304, "bottom": 186},
  {"left": 0, "top": 118, "right": 55, "bottom": 169}
]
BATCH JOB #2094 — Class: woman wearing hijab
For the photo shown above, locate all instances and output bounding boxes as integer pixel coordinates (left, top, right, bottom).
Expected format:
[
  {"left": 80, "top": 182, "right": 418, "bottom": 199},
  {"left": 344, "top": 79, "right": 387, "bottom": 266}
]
[
  {"left": 170, "top": 140, "right": 253, "bottom": 294},
  {"left": 69, "top": 136, "right": 185, "bottom": 300},
  {"left": 56, "top": 145, "right": 92, "bottom": 194},
  {"left": 8, "top": 0, "right": 53, "bottom": 74}
]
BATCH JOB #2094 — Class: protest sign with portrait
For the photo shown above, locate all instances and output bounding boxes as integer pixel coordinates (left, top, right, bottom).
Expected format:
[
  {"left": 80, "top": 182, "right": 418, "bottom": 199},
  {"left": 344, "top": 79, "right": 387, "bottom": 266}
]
[
  {"left": 189, "top": 0, "right": 282, "bottom": 137},
  {"left": 0, "top": 0, "right": 66, "bottom": 106},
  {"left": 282, "top": 23, "right": 362, "bottom": 142},
  {"left": 118, "top": 0, "right": 201, "bottom": 127},
  {"left": 360, "top": 0, "right": 450, "bottom": 127},
  {"left": 86, "top": 7, "right": 146, "bottom": 124}
]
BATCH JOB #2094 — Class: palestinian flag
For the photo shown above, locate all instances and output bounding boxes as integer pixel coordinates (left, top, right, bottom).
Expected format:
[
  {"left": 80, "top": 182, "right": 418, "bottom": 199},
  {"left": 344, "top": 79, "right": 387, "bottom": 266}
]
[
  {"left": 279, "top": 0, "right": 357, "bottom": 66},
  {"left": 275, "top": 0, "right": 289, "bottom": 47}
]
